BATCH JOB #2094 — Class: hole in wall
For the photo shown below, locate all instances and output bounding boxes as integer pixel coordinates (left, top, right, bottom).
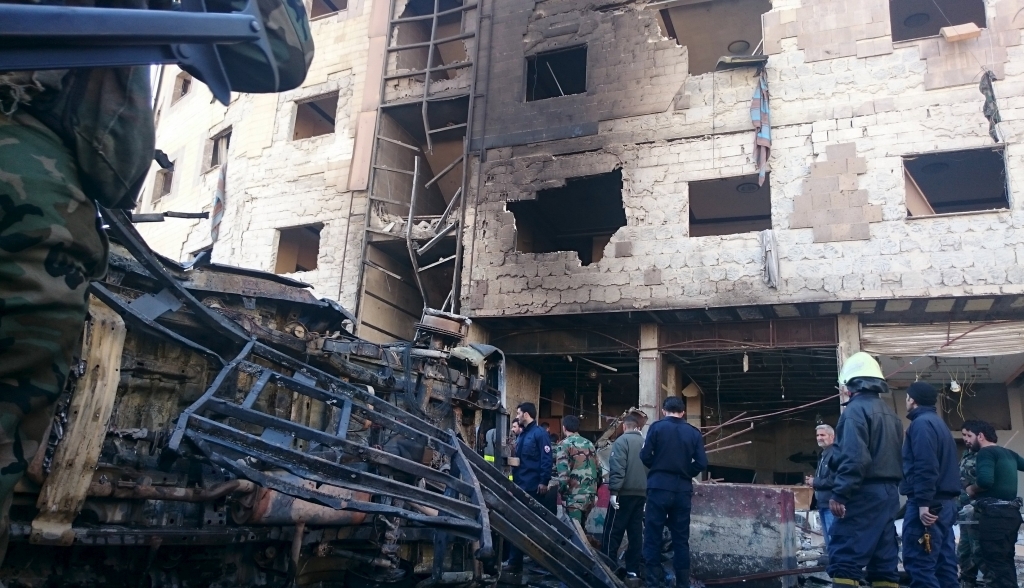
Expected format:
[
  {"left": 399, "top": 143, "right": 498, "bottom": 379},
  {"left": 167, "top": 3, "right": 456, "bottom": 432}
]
[
  {"left": 889, "top": 0, "right": 985, "bottom": 42},
  {"left": 293, "top": 93, "right": 339, "bottom": 140},
  {"left": 275, "top": 224, "right": 323, "bottom": 274},
  {"left": 658, "top": 0, "right": 771, "bottom": 75},
  {"left": 689, "top": 173, "right": 772, "bottom": 237},
  {"left": 904, "top": 147, "right": 1008, "bottom": 216},
  {"left": 310, "top": 0, "right": 346, "bottom": 19},
  {"left": 507, "top": 170, "right": 626, "bottom": 266},
  {"left": 525, "top": 46, "right": 587, "bottom": 102}
]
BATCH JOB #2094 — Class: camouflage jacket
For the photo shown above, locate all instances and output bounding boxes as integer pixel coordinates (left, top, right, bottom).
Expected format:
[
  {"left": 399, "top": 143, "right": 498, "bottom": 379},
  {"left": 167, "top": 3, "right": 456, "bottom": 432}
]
[
  {"left": 555, "top": 433, "right": 599, "bottom": 510},
  {"left": 959, "top": 448, "right": 977, "bottom": 507}
]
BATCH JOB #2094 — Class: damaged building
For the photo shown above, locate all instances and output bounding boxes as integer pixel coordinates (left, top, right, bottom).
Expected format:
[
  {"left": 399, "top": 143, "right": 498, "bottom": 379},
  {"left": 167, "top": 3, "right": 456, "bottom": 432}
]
[{"left": 133, "top": 0, "right": 1024, "bottom": 582}]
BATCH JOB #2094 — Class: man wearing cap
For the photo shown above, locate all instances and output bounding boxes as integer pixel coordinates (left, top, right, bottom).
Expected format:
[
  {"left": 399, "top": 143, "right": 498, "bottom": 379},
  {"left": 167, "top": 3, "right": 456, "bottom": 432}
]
[
  {"left": 827, "top": 352, "right": 904, "bottom": 588},
  {"left": 900, "top": 382, "right": 960, "bottom": 588}
]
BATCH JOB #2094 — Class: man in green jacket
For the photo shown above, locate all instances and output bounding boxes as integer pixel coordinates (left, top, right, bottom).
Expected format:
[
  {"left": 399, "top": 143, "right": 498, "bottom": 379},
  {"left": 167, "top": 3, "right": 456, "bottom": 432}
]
[
  {"left": 963, "top": 420, "right": 1024, "bottom": 588},
  {"left": 603, "top": 414, "right": 648, "bottom": 581}
]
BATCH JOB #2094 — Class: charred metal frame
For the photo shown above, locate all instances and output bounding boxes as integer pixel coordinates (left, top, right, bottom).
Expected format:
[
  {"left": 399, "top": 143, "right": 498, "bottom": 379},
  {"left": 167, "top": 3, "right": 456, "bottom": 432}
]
[
  {"left": 94, "top": 209, "right": 624, "bottom": 588},
  {"left": 355, "top": 0, "right": 480, "bottom": 322}
]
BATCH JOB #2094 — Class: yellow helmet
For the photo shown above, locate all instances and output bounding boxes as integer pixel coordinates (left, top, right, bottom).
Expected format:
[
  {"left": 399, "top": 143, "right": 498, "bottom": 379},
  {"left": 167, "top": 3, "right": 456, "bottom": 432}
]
[{"left": 838, "top": 352, "right": 884, "bottom": 385}]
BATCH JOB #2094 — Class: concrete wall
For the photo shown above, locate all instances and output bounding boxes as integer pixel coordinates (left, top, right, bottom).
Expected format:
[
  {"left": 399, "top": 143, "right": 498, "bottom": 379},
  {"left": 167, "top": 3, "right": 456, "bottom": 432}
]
[
  {"left": 138, "top": 0, "right": 377, "bottom": 307},
  {"left": 462, "top": 0, "right": 1024, "bottom": 318}
]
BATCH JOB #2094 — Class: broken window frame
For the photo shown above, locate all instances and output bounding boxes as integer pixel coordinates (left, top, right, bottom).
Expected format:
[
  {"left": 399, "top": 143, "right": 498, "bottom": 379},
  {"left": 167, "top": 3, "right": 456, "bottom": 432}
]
[
  {"left": 525, "top": 45, "right": 588, "bottom": 102},
  {"left": 309, "top": 0, "right": 346, "bottom": 19},
  {"left": 172, "top": 72, "right": 192, "bottom": 104},
  {"left": 903, "top": 144, "right": 1010, "bottom": 219},
  {"left": 152, "top": 168, "right": 173, "bottom": 206},
  {"left": 275, "top": 223, "right": 323, "bottom": 274},
  {"left": 292, "top": 91, "right": 339, "bottom": 141},
  {"left": 888, "top": 0, "right": 987, "bottom": 43},
  {"left": 207, "top": 128, "right": 232, "bottom": 171}
]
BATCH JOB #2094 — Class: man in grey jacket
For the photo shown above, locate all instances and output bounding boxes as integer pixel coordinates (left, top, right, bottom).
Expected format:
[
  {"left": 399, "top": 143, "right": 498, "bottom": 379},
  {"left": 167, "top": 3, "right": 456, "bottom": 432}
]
[{"left": 603, "top": 414, "right": 648, "bottom": 580}]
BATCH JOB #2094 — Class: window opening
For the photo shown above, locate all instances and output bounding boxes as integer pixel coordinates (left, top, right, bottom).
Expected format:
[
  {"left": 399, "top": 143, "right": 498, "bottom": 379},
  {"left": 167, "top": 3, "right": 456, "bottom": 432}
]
[
  {"left": 507, "top": 170, "right": 626, "bottom": 266},
  {"left": 904, "top": 147, "right": 1008, "bottom": 216},
  {"left": 525, "top": 46, "right": 587, "bottom": 102},
  {"left": 172, "top": 73, "right": 192, "bottom": 103},
  {"left": 689, "top": 173, "right": 772, "bottom": 237},
  {"left": 293, "top": 93, "right": 339, "bottom": 140},
  {"left": 153, "top": 168, "right": 173, "bottom": 204},
  {"left": 657, "top": 0, "right": 771, "bottom": 76},
  {"left": 275, "top": 224, "right": 322, "bottom": 274},
  {"left": 310, "top": 0, "right": 346, "bottom": 19},
  {"left": 208, "top": 129, "right": 231, "bottom": 169},
  {"left": 889, "top": 0, "right": 985, "bottom": 42}
]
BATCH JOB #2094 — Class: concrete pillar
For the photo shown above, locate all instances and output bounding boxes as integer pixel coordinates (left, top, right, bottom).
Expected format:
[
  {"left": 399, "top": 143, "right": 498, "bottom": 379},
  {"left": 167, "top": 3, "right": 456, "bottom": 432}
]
[
  {"left": 639, "top": 324, "right": 662, "bottom": 421},
  {"left": 836, "top": 314, "right": 860, "bottom": 411}
]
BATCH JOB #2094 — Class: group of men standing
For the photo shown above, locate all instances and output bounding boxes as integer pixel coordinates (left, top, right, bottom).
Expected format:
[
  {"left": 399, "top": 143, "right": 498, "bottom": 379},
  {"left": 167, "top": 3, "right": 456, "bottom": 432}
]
[
  {"left": 809, "top": 352, "right": 1024, "bottom": 588},
  {"left": 503, "top": 397, "right": 708, "bottom": 588}
]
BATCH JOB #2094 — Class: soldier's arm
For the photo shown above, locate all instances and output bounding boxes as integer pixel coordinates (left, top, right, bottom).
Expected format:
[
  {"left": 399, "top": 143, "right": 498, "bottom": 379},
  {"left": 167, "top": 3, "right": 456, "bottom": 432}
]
[
  {"left": 608, "top": 438, "right": 626, "bottom": 493},
  {"left": 689, "top": 427, "right": 708, "bottom": 478},
  {"left": 554, "top": 443, "right": 569, "bottom": 494},
  {"left": 538, "top": 433, "right": 553, "bottom": 487}
]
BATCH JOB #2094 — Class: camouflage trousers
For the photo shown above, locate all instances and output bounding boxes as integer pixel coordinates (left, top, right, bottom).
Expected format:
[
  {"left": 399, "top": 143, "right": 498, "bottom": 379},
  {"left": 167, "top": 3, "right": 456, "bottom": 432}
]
[
  {"left": 957, "top": 518, "right": 982, "bottom": 586},
  {"left": 564, "top": 499, "right": 594, "bottom": 525},
  {"left": 0, "top": 110, "right": 107, "bottom": 559}
]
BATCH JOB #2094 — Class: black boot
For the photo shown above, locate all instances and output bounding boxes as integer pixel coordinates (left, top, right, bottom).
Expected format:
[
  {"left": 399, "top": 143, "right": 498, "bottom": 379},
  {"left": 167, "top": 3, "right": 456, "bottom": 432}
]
[
  {"left": 674, "top": 569, "right": 689, "bottom": 588},
  {"left": 645, "top": 563, "right": 666, "bottom": 588}
]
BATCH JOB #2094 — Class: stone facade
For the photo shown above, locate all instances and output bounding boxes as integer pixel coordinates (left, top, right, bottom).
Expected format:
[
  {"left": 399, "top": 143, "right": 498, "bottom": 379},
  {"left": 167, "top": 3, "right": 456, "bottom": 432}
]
[
  {"left": 138, "top": 0, "right": 376, "bottom": 306},
  {"left": 462, "top": 0, "right": 1024, "bottom": 318}
]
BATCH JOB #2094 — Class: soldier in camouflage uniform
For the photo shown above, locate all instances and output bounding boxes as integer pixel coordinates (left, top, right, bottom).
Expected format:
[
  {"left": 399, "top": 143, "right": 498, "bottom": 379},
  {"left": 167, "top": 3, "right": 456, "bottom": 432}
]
[
  {"left": 957, "top": 421, "right": 982, "bottom": 588},
  {"left": 554, "top": 415, "right": 599, "bottom": 524},
  {"left": 0, "top": 0, "right": 313, "bottom": 565}
]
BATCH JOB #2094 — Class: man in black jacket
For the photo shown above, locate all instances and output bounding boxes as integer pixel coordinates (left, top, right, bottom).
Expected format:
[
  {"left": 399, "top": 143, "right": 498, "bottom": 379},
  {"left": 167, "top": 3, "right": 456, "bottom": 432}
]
[
  {"left": 640, "top": 396, "right": 707, "bottom": 588},
  {"left": 827, "top": 353, "right": 904, "bottom": 588},
  {"left": 503, "top": 402, "right": 553, "bottom": 572},
  {"left": 899, "top": 382, "right": 960, "bottom": 588},
  {"left": 604, "top": 414, "right": 648, "bottom": 580},
  {"left": 806, "top": 424, "right": 836, "bottom": 553}
]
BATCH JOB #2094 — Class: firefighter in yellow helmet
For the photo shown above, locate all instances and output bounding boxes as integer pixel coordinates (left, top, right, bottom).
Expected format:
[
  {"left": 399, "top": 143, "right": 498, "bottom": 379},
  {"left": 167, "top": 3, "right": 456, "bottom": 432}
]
[{"left": 826, "top": 353, "right": 904, "bottom": 588}]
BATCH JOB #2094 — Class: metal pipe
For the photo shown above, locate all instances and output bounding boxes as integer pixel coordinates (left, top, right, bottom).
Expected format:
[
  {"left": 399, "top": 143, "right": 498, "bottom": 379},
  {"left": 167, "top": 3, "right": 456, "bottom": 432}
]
[{"left": 87, "top": 478, "right": 256, "bottom": 501}]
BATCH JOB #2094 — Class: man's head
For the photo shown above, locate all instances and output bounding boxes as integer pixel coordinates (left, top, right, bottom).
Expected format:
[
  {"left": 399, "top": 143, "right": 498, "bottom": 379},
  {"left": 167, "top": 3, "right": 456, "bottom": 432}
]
[
  {"left": 815, "top": 424, "right": 835, "bottom": 448},
  {"left": 562, "top": 415, "right": 581, "bottom": 436},
  {"left": 541, "top": 422, "right": 550, "bottom": 431},
  {"left": 516, "top": 402, "right": 536, "bottom": 425},
  {"left": 964, "top": 420, "right": 998, "bottom": 451},
  {"left": 622, "top": 414, "right": 640, "bottom": 432},
  {"left": 511, "top": 419, "right": 522, "bottom": 436},
  {"left": 662, "top": 396, "right": 686, "bottom": 417},
  {"left": 905, "top": 381, "right": 938, "bottom": 411},
  {"left": 838, "top": 352, "right": 888, "bottom": 398}
]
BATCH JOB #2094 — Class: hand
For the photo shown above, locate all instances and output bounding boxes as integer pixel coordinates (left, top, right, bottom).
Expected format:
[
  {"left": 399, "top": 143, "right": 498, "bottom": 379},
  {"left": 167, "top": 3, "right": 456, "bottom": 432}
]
[
  {"left": 919, "top": 506, "right": 938, "bottom": 526},
  {"left": 609, "top": 495, "right": 619, "bottom": 510},
  {"left": 829, "top": 499, "right": 846, "bottom": 518},
  {"left": 966, "top": 484, "right": 978, "bottom": 498},
  {"left": 805, "top": 475, "right": 814, "bottom": 486},
  {"left": 536, "top": 484, "right": 548, "bottom": 495}
]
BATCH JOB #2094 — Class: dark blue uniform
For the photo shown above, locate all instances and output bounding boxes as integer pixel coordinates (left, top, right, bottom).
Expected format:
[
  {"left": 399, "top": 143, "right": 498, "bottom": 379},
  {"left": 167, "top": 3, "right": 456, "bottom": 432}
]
[
  {"left": 507, "top": 420, "right": 553, "bottom": 567},
  {"left": 639, "top": 416, "right": 707, "bottom": 584},
  {"left": 827, "top": 392, "right": 904, "bottom": 586},
  {"left": 900, "top": 406, "right": 960, "bottom": 588}
]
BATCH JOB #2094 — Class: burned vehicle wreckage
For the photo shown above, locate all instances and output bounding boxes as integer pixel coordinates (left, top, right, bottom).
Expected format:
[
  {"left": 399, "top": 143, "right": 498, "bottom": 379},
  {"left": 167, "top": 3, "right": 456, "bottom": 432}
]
[{"left": 3, "top": 212, "right": 622, "bottom": 588}]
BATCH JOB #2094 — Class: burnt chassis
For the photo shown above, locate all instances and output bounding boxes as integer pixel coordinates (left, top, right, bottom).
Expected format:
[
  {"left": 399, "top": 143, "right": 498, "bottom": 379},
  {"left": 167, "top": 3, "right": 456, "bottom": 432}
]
[{"left": 4, "top": 210, "right": 622, "bottom": 588}]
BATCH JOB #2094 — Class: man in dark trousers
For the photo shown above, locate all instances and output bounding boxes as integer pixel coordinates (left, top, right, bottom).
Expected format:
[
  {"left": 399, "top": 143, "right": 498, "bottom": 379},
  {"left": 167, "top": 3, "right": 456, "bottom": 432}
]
[
  {"left": 899, "top": 382, "right": 960, "bottom": 588},
  {"left": 826, "top": 353, "right": 904, "bottom": 588},
  {"left": 640, "top": 396, "right": 707, "bottom": 588},
  {"left": 503, "top": 402, "right": 553, "bottom": 572},
  {"left": 604, "top": 414, "right": 648, "bottom": 581},
  {"left": 963, "top": 420, "right": 1024, "bottom": 588},
  {"left": 807, "top": 424, "right": 836, "bottom": 556}
]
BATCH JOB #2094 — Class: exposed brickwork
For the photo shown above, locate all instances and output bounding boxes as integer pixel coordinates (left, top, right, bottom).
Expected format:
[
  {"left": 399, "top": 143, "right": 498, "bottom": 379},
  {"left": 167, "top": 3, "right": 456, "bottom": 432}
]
[
  {"left": 763, "top": 0, "right": 891, "bottom": 62},
  {"left": 790, "top": 143, "right": 881, "bottom": 243}
]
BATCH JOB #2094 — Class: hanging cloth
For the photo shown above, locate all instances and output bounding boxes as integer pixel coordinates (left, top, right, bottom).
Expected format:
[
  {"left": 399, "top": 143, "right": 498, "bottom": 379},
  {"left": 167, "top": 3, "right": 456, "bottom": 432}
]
[
  {"left": 750, "top": 68, "right": 771, "bottom": 186},
  {"left": 980, "top": 70, "right": 1002, "bottom": 143}
]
